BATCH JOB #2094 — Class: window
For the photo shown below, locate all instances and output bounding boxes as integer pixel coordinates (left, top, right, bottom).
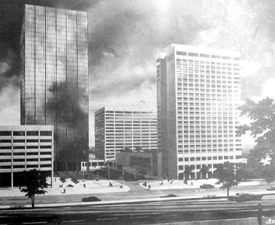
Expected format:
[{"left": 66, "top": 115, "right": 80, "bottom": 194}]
[
  {"left": 0, "top": 131, "right": 11, "bottom": 136},
  {"left": 40, "top": 146, "right": 52, "bottom": 149},
  {"left": 13, "top": 131, "right": 25, "bottom": 136},
  {"left": 14, "top": 152, "right": 25, "bottom": 156},
  {"left": 13, "top": 146, "right": 25, "bottom": 149},
  {"left": 188, "top": 52, "right": 198, "bottom": 57},
  {"left": 27, "top": 158, "right": 38, "bottom": 162},
  {"left": 27, "top": 139, "right": 39, "bottom": 143},
  {"left": 40, "top": 139, "right": 52, "bottom": 142},
  {"left": 27, "top": 131, "right": 39, "bottom": 136},
  {"left": 40, "top": 131, "right": 52, "bottom": 136},
  {"left": 27, "top": 152, "right": 38, "bottom": 155},
  {"left": 176, "top": 51, "right": 187, "bottom": 56},
  {"left": 0, "top": 146, "right": 11, "bottom": 150},
  {"left": 13, "top": 140, "right": 25, "bottom": 143},
  {"left": 200, "top": 54, "right": 209, "bottom": 58},
  {"left": 40, "top": 158, "right": 52, "bottom": 161},
  {"left": 27, "top": 146, "right": 38, "bottom": 149},
  {"left": 0, "top": 140, "right": 11, "bottom": 143},
  {"left": 13, "top": 159, "right": 25, "bottom": 162}
]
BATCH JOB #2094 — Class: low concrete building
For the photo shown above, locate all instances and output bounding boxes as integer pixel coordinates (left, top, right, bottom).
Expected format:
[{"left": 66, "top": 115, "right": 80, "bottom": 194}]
[
  {"left": 0, "top": 125, "right": 54, "bottom": 188},
  {"left": 115, "top": 151, "right": 159, "bottom": 178}
]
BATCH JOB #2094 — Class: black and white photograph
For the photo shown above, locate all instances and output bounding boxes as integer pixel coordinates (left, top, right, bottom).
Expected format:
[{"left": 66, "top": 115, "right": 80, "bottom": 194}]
[{"left": 1, "top": 0, "right": 275, "bottom": 224}]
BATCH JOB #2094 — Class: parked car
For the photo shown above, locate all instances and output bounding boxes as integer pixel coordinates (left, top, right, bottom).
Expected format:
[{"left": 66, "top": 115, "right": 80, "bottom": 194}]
[
  {"left": 200, "top": 184, "right": 215, "bottom": 189},
  {"left": 160, "top": 194, "right": 179, "bottom": 198},
  {"left": 82, "top": 196, "right": 101, "bottom": 202},
  {"left": 228, "top": 193, "right": 263, "bottom": 202},
  {"left": 267, "top": 186, "right": 275, "bottom": 191}
]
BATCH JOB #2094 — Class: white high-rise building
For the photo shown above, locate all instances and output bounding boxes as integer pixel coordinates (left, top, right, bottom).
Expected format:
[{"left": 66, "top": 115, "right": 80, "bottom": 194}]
[{"left": 157, "top": 44, "right": 242, "bottom": 179}]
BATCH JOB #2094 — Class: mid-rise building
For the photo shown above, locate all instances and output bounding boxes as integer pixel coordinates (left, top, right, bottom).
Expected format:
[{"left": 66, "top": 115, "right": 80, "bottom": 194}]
[
  {"left": 157, "top": 44, "right": 242, "bottom": 179},
  {"left": 20, "top": 4, "right": 89, "bottom": 171},
  {"left": 0, "top": 125, "right": 54, "bottom": 188},
  {"left": 95, "top": 107, "right": 157, "bottom": 161}
]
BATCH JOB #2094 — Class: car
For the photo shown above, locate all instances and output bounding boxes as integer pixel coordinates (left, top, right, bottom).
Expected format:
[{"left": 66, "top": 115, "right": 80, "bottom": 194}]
[
  {"left": 228, "top": 193, "right": 263, "bottom": 202},
  {"left": 267, "top": 186, "right": 275, "bottom": 191},
  {"left": 160, "top": 194, "right": 179, "bottom": 198},
  {"left": 200, "top": 184, "right": 215, "bottom": 189},
  {"left": 82, "top": 196, "right": 101, "bottom": 202},
  {"left": 203, "top": 195, "right": 216, "bottom": 199}
]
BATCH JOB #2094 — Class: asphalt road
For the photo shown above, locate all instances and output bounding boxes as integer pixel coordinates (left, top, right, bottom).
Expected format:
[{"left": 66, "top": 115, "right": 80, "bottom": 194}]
[{"left": 1, "top": 196, "right": 275, "bottom": 224}]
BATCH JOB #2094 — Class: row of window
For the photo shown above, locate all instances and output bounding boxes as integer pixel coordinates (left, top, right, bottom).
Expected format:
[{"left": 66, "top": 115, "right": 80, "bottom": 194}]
[
  {"left": 0, "top": 158, "right": 52, "bottom": 162},
  {"left": 175, "top": 51, "right": 239, "bottom": 60},
  {"left": 0, "top": 131, "right": 52, "bottom": 136},
  {"left": 0, "top": 164, "right": 52, "bottom": 169},
  {"left": 178, "top": 154, "right": 242, "bottom": 163},
  {"left": 0, "top": 139, "right": 51, "bottom": 143},
  {"left": 0, "top": 146, "right": 52, "bottom": 150},
  {"left": 180, "top": 143, "right": 241, "bottom": 147},
  {"left": 178, "top": 148, "right": 241, "bottom": 153},
  {"left": 0, "top": 153, "right": 51, "bottom": 157},
  {"left": 177, "top": 88, "right": 239, "bottom": 93}
]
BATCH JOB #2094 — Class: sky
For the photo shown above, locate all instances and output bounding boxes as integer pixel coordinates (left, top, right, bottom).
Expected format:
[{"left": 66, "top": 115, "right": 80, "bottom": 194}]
[{"left": 1, "top": 0, "right": 275, "bottom": 147}]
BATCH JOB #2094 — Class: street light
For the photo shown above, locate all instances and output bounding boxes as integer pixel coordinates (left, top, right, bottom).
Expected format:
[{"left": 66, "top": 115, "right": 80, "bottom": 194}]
[
  {"left": 119, "top": 175, "right": 124, "bottom": 188},
  {"left": 144, "top": 174, "right": 150, "bottom": 187}
]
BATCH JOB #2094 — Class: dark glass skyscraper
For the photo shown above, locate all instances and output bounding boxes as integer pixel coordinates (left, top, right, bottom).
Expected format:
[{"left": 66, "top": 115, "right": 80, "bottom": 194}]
[{"left": 20, "top": 4, "right": 89, "bottom": 171}]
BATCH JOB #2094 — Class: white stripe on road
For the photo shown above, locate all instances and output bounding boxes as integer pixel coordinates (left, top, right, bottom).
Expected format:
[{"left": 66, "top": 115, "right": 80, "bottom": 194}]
[
  {"left": 23, "top": 222, "right": 47, "bottom": 224},
  {"left": 97, "top": 217, "right": 118, "bottom": 221}
]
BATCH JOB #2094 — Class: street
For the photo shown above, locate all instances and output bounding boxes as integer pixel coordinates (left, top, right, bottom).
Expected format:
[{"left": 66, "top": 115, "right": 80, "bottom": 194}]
[{"left": 1, "top": 196, "right": 275, "bottom": 224}]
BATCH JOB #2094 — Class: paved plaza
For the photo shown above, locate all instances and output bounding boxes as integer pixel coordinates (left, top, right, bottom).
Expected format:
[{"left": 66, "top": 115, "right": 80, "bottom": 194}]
[{"left": 0, "top": 177, "right": 130, "bottom": 197}]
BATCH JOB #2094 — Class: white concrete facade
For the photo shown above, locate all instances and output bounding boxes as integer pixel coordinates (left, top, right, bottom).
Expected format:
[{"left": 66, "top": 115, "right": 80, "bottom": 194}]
[
  {"left": 95, "top": 107, "right": 157, "bottom": 161},
  {"left": 0, "top": 125, "right": 54, "bottom": 188},
  {"left": 157, "top": 44, "right": 242, "bottom": 179}
]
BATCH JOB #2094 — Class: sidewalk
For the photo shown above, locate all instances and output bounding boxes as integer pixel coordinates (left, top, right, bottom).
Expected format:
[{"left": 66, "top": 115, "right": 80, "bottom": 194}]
[
  {"left": 0, "top": 176, "right": 130, "bottom": 197},
  {"left": 139, "top": 178, "right": 263, "bottom": 190}
]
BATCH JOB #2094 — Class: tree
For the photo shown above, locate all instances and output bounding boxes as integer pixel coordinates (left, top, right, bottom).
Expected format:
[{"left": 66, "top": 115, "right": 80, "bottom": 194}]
[
  {"left": 135, "top": 146, "right": 142, "bottom": 152},
  {"left": 21, "top": 169, "right": 48, "bottom": 208},
  {"left": 237, "top": 97, "right": 275, "bottom": 181},
  {"left": 200, "top": 165, "right": 210, "bottom": 179},
  {"left": 214, "top": 162, "right": 242, "bottom": 198},
  {"left": 184, "top": 165, "right": 194, "bottom": 183}
]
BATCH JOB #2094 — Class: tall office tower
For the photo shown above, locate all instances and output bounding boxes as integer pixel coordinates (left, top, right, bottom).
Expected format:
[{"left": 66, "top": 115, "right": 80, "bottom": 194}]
[
  {"left": 157, "top": 44, "right": 242, "bottom": 179},
  {"left": 20, "top": 5, "right": 89, "bottom": 171},
  {"left": 95, "top": 107, "right": 157, "bottom": 161}
]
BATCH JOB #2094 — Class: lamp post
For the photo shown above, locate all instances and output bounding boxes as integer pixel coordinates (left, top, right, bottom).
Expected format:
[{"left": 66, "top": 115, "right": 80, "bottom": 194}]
[
  {"left": 145, "top": 174, "right": 150, "bottom": 187},
  {"left": 119, "top": 175, "right": 124, "bottom": 188}
]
